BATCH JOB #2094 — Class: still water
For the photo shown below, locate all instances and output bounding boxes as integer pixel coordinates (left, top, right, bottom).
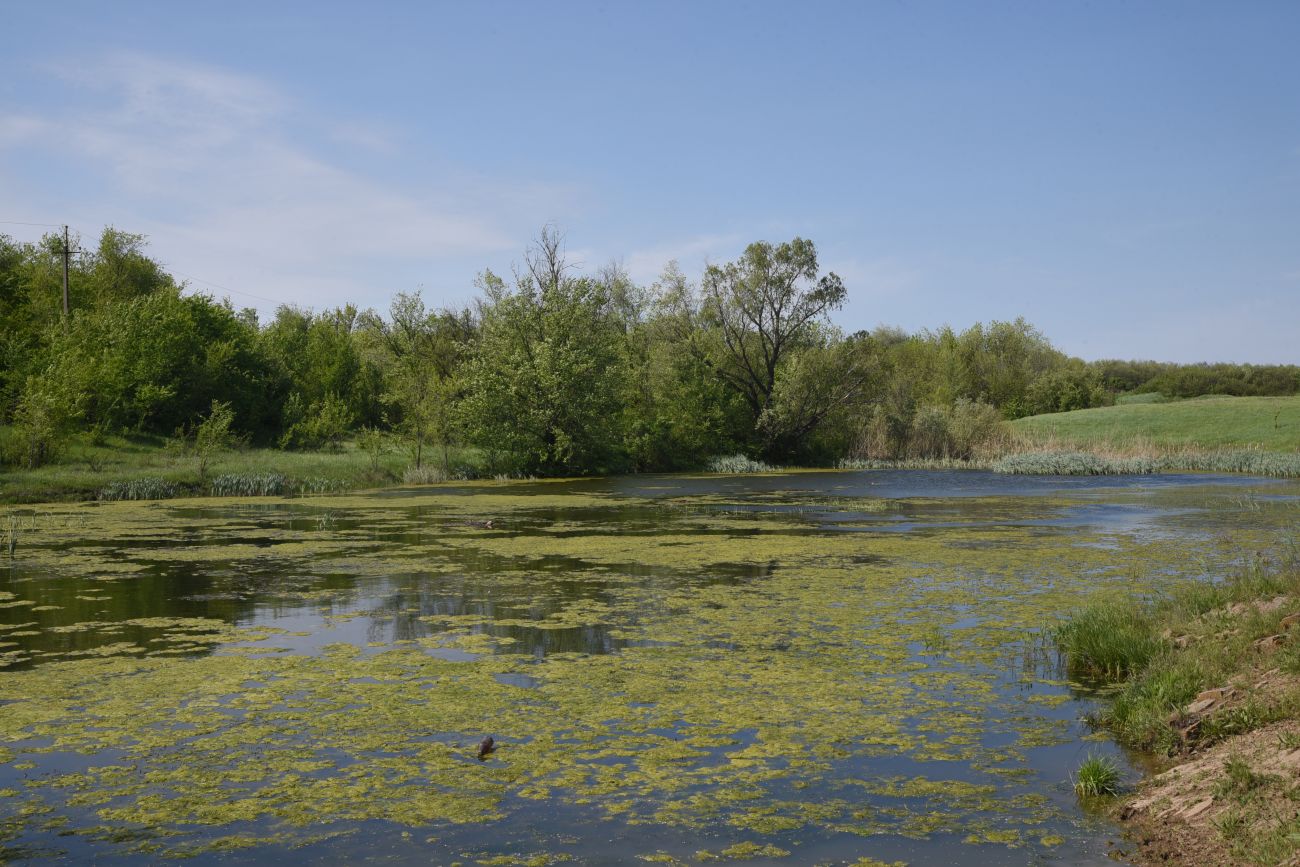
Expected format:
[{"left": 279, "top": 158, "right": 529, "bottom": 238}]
[{"left": 0, "top": 470, "right": 1295, "bottom": 865}]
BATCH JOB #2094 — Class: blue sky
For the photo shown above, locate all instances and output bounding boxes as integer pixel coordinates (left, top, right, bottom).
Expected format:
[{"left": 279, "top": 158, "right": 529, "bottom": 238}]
[{"left": 2, "top": 1, "right": 1297, "bottom": 362}]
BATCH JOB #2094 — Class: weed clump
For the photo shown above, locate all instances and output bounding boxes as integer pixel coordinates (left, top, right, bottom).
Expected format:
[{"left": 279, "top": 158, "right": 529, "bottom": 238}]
[
  {"left": 993, "top": 451, "right": 1158, "bottom": 476},
  {"left": 97, "top": 478, "right": 180, "bottom": 502},
  {"left": 403, "top": 464, "right": 448, "bottom": 485},
  {"left": 1053, "top": 599, "right": 1165, "bottom": 681},
  {"left": 706, "top": 454, "right": 777, "bottom": 474},
  {"left": 1072, "top": 753, "right": 1121, "bottom": 797},
  {"left": 208, "top": 473, "right": 288, "bottom": 497},
  {"left": 1214, "top": 756, "right": 1274, "bottom": 800}
]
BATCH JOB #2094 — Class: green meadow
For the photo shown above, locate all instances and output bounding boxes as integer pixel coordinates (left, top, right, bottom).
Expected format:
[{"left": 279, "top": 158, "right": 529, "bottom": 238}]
[{"left": 1010, "top": 395, "right": 1300, "bottom": 453}]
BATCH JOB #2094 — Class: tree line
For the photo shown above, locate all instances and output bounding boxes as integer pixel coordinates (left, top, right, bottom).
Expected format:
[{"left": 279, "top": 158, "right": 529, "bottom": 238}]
[{"left": 2, "top": 227, "right": 1297, "bottom": 475}]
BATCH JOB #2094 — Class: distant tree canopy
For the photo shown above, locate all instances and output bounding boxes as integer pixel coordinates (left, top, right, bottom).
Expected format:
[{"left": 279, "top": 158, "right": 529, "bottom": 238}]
[{"left": 2, "top": 225, "right": 1296, "bottom": 471}]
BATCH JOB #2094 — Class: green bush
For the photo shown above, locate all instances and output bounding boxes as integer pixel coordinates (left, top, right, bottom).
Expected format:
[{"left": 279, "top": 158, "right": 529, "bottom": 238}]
[
  {"left": 279, "top": 393, "right": 353, "bottom": 452},
  {"left": 10, "top": 378, "right": 79, "bottom": 469},
  {"left": 851, "top": 399, "right": 1005, "bottom": 462},
  {"left": 193, "top": 400, "right": 237, "bottom": 481}
]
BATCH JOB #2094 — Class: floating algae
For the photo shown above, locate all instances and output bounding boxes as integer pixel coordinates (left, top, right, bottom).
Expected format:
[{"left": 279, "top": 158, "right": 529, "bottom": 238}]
[{"left": 1, "top": 472, "right": 1296, "bottom": 863}]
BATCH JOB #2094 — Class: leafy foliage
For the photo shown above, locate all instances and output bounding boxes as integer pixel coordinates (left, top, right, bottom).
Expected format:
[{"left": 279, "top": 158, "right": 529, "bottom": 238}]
[
  {"left": 193, "top": 401, "right": 238, "bottom": 481},
  {"left": 459, "top": 231, "right": 627, "bottom": 475},
  {"left": 3, "top": 224, "right": 1293, "bottom": 478}
]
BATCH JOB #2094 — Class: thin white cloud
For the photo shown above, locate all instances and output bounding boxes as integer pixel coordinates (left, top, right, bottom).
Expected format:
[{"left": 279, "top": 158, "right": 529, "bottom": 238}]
[
  {"left": 824, "top": 256, "right": 922, "bottom": 298},
  {"left": 0, "top": 115, "right": 50, "bottom": 146},
  {"left": 622, "top": 233, "right": 745, "bottom": 285},
  {"left": 1, "top": 51, "right": 568, "bottom": 314}
]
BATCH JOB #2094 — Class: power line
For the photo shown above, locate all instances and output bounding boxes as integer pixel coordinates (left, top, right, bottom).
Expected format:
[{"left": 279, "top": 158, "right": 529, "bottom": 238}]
[
  {"left": 5, "top": 222, "right": 295, "bottom": 313},
  {"left": 168, "top": 269, "right": 292, "bottom": 308},
  {"left": 0, "top": 220, "right": 64, "bottom": 229}
]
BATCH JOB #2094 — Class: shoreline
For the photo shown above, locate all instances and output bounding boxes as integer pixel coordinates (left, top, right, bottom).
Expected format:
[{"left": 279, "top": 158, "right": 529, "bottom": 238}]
[
  {"left": 1057, "top": 551, "right": 1300, "bottom": 865},
  {"left": 4, "top": 441, "right": 1299, "bottom": 506}
]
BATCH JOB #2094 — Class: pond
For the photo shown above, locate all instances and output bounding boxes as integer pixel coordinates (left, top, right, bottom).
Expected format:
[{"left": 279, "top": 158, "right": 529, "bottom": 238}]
[{"left": 1, "top": 470, "right": 1296, "bottom": 865}]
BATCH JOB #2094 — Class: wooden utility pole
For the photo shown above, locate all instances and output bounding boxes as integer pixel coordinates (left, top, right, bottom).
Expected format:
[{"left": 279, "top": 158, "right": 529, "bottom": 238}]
[
  {"left": 58, "top": 225, "right": 83, "bottom": 315},
  {"left": 62, "top": 225, "right": 70, "bottom": 315}
]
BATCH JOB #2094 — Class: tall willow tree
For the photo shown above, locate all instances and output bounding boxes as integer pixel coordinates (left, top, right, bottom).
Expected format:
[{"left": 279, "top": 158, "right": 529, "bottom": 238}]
[{"left": 674, "top": 237, "right": 870, "bottom": 459}]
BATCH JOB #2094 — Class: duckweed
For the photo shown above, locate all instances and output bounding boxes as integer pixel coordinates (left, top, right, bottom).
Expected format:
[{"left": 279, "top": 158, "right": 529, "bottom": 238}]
[{"left": 0, "top": 472, "right": 1296, "bottom": 862}]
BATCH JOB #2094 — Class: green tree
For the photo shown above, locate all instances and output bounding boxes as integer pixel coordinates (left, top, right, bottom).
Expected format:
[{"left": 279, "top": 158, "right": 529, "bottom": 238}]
[
  {"left": 759, "top": 327, "right": 875, "bottom": 460},
  {"left": 35, "top": 292, "right": 276, "bottom": 439},
  {"left": 619, "top": 263, "right": 751, "bottom": 470},
  {"left": 193, "top": 400, "right": 237, "bottom": 481},
  {"left": 461, "top": 230, "right": 627, "bottom": 475},
  {"left": 674, "top": 238, "right": 858, "bottom": 459},
  {"left": 83, "top": 228, "right": 176, "bottom": 307},
  {"left": 364, "top": 292, "right": 467, "bottom": 470},
  {"left": 260, "top": 304, "right": 383, "bottom": 437}
]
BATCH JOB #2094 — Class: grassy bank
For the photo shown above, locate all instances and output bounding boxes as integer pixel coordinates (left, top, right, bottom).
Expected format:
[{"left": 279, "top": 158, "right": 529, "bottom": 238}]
[
  {"left": 996, "top": 395, "right": 1300, "bottom": 478},
  {"left": 0, "top": 428, "right": 486, "bottom": 504},
  {"left": 1011, "top": 395, "right": 1300, "bottom": 453},
  {"left": 1055, "top": 546, "right": 1300, "bottom": 865},
  {"left": 7, "top": 394, "right": 1300, "bottom": 504}
]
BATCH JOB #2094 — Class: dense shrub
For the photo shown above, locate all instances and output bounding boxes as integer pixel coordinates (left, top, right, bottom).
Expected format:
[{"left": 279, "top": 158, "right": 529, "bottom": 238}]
[
  {"left": 279, "top": 393, "right": 353, "bottom": 451},
  {"left": 1025, "top": 367, "right": 1109, "bottom": 415},
  {"left": 853, "top": 399, "right": 1006, "bottom": 462}
]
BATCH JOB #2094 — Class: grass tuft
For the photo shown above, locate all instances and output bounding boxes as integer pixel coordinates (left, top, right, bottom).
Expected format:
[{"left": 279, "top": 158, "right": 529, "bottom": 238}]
[
  {"left": 1214, "top": 756, "right": 1273, "bottom": 800},
  {"left": 1073, "top": 753, "right": 1122, "bottom": 797},
  {"left": 1053, "top": 599, "right": 1165, "bottom": 681},
  {"left": 1057, "top": 541, "right": 1300, "bottom": 755}
]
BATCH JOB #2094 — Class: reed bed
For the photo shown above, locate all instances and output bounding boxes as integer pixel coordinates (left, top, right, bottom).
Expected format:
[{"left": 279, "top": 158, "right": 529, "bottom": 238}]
[
  {"left": 95, "top": 473, "right": 352, "bottom": 502},
  {"left": 208, "top": 473, "right": 289, "bottom": 497},
  {"left": 837, "top": 457, "right": 986, "bottom": 471},
  {"left": 97, "top": 478, "right": 181, "bottom": 501},
  {"left": 706, "top": 454, "right": 778, "bottom": 474},
  {"left": 992, "top": 449, "right": 1300, "bottom": 477},
  {"left": 292, "top": 477, "right": 350, "bottom": 495}
]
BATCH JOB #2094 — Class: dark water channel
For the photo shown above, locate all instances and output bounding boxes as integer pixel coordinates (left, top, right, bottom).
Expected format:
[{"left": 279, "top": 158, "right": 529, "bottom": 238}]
[{"left": 0, "top": 470, "right": 1295, "bottom": 865}]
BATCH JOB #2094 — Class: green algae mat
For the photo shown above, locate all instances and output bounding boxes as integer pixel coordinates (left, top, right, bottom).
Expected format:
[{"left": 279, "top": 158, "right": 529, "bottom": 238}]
[{"left": 1, "top": 470, "right": 1296, "bottom": 865}]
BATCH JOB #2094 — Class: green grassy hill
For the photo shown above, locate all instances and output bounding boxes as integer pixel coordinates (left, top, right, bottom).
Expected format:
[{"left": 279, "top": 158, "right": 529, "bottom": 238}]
[{"left": 1010, "top": 395, "right": 1300, "bottom": 452}]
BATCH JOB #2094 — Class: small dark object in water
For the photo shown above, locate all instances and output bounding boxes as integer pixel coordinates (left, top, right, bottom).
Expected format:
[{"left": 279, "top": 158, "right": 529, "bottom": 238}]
[{"left": 477, "top": 736, "right": 495, "bottom": 760}]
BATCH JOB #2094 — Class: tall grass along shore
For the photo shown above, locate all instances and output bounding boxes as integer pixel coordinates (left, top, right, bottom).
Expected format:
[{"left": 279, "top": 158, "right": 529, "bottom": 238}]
[{"left": 1054, "top": 544, "right": 1300, "bottom": 865}]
